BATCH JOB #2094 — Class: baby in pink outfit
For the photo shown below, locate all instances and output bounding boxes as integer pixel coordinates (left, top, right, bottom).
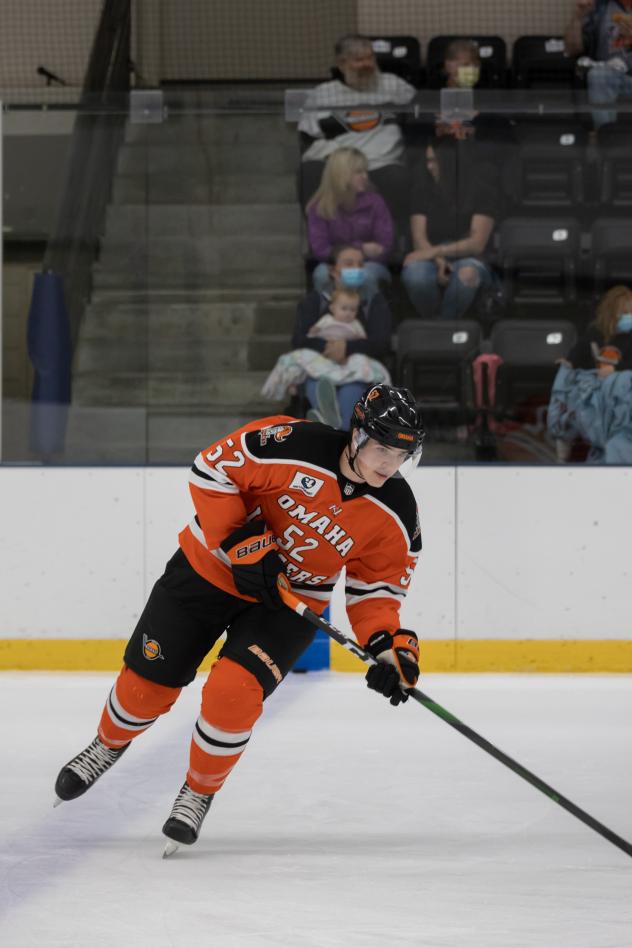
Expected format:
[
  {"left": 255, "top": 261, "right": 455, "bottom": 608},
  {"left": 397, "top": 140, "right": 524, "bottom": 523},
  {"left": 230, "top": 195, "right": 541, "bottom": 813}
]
[{"left": 307, "top": 288, "right": 366, "bottom": 342}]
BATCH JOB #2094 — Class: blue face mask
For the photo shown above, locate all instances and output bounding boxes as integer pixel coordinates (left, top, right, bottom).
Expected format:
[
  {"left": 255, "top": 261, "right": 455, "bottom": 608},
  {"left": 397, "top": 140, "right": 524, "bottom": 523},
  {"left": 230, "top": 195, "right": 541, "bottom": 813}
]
[
  {"left": 340, "top": 267, "right": 366, "bottom": 288},
  {"left": 617, "top": 313, "right": 632, "bottom": 333}
]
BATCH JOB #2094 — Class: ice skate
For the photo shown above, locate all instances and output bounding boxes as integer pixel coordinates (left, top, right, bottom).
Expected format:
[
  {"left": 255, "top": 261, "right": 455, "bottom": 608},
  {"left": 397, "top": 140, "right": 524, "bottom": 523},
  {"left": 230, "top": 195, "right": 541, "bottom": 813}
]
[
  {"left": 54, "top": 736, "right": 130, "bottom": 805},
  {"left": 162, "top": 781, "right": 214, "bottom": 857}
]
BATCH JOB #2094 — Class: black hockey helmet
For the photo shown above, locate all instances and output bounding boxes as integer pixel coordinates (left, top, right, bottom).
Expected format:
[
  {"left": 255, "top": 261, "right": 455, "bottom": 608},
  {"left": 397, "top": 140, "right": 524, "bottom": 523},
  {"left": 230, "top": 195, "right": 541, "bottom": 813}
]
[{"left": 350, "top": 384, "right": 425, "bottom": 456}]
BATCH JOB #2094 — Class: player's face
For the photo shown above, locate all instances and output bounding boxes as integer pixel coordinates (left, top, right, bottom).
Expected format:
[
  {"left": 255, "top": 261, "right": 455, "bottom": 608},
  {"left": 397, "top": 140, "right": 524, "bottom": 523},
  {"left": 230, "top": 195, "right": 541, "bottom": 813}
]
[{"left": 354, "top": 436, "right": 411, "bottom": 487}]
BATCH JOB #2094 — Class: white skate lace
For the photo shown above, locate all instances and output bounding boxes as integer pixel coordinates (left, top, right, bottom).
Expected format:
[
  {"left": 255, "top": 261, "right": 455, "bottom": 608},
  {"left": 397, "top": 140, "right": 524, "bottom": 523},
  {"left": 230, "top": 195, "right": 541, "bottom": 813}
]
[
  {"left": 68, "top": 738, "right": 122, "bottom": 785},
  {"left": 169, "top": 784, "right": 212, "bottom": 832}
]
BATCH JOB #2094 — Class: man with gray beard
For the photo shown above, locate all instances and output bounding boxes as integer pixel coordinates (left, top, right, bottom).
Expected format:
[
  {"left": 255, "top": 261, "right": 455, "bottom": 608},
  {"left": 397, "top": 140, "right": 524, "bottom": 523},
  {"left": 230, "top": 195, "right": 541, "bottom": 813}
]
[{"left": 298, "top": 34, "right": 415, "bottom": 218}]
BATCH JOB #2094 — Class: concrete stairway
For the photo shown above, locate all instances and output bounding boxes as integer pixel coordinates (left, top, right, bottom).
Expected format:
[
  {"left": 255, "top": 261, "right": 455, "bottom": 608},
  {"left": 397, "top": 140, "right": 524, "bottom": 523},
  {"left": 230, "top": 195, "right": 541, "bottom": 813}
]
[{"left": 68, "top": 109, "right": 305, "bottom": 462}]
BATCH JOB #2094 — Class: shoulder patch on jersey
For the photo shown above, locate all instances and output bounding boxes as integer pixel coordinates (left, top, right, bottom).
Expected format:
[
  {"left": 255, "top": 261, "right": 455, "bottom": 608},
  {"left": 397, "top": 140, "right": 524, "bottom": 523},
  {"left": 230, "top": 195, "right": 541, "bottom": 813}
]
[
  {"left": 258, "top": 423, "right": 293, "bottom": 446},
  {"left": 245, "top": 421, "right": 346, "bottom": 474}
]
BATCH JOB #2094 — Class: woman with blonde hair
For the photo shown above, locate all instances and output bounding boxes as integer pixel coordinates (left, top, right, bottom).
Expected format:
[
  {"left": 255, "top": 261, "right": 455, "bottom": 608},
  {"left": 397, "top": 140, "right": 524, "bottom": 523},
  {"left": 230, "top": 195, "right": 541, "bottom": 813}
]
[
  {"left": 564, "top": 284, "right": 632, "bottom": 377},
  {"left": 307, "top": 147, "right": 394, "bottom": 298}
]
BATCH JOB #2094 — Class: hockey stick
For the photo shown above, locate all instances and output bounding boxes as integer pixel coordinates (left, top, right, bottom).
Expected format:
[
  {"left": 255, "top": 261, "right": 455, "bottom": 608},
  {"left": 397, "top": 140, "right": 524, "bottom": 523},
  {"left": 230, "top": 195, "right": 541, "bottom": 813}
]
[{"left": 276, "top": 575, "right": 632, "bottom": 859}]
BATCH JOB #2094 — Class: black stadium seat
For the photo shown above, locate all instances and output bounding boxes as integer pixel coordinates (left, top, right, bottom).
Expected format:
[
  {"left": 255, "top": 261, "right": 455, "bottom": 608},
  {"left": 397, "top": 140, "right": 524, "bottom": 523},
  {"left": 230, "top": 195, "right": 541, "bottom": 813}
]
[
  {"left": 510, "top": 120, "right": 588, "bottom": 208},
  {"left": 511, "top": 36, "right": 578, "bottom": 89},
  {"left": 498, "top": 217, "right": 580, "bottom": 311},
  {"left": 396, "top": 319, "right": 481, "bottom": 420},
  {"left": 591, "top": 217, "right": 632, "bottom": 294},
  {"left": 490, "top": 319, "right": 578, "bottom": 413},
  {"left": 425, "top": 35, "right": 507, "bottom": 89},
  {"left": 596, "top": 125, "right": 632, "bottom": 208},
  {"left": 370, "top": 35, "right": 422, "bottom": 86}
]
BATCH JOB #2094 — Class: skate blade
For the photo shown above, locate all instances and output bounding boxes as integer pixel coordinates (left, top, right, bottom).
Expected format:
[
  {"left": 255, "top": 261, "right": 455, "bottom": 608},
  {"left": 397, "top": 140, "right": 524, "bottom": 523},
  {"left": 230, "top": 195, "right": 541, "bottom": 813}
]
[
  {"left": 53, "top": 796, "right": 64, "bottom": 808},
  {"left": 162, "top": 839, "right": 180, "bottom": 858}
]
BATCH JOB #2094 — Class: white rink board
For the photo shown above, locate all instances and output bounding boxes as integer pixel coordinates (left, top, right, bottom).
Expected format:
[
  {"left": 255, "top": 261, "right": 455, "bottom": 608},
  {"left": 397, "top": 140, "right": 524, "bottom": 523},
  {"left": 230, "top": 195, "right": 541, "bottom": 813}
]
[
  {"left": 0, "top": 465, "right": 630, "bottom": 640},
  {"left": 0, "top": 468, "right": 145, "bottom": 637},
  {"left": 457, "top": 467, "right": 632, "bottom": 639}
]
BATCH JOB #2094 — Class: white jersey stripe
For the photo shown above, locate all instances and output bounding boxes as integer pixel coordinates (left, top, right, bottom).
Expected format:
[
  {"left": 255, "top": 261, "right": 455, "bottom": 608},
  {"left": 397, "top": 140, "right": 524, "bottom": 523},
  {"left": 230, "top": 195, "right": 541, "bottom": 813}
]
[
  {"left": 346, "top": 578, "right": 406, "bottom": 596},
  {"left": 345, "top": 589, "right": 404, "bottom": 607},
  {"left": 189, "top": 518, "right": 209, "bottom": 548},
  {"left": 189, "top": 471, "right": 239, "bottom": 494}
]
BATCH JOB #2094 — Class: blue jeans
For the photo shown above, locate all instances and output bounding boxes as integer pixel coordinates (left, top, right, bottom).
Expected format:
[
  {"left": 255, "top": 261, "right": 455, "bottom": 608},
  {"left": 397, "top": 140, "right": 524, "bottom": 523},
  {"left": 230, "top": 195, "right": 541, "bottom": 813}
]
[
  {"left": 312, "top": 261, "right": 391, "bottom": 301},
  {"left": 305, "top": 378, "right": 366, "bottom": 428},
  {"left": 402, "top": 257, "right": 493, "bottom": 320},
  {"left": 587, "top": 67, "right": 632, "bottom": 129}
]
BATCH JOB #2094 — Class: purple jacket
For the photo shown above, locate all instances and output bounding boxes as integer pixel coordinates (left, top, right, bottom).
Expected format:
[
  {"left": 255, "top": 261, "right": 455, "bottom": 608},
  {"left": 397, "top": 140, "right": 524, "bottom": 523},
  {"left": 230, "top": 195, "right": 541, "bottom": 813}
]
[{"left": 307, "top": 190, "right": 394, "bottom": 262}]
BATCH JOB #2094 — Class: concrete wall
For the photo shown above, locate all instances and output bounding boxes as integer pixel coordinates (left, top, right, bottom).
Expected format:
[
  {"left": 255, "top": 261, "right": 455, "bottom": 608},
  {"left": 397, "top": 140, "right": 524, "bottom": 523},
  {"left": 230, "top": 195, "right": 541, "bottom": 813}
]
[
  {"left": 359, "top": 0, "right": 575, "bottom": 50},
  {"left": 0, "top": 0, "right": 101, "bottom": 101},
  {"left": 133, "top": 0, "right": 577, "bottom": 83},
  {"left": 0, "top": 0, "right": 577, "bottom": 90},
  {"left": 0, "top": 464, "right": 630, "bottom": 672}
]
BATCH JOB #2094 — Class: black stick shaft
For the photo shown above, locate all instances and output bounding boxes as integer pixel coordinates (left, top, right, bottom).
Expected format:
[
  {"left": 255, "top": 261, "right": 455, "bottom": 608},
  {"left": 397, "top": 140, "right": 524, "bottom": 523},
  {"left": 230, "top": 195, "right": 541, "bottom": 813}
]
[{"left": 288, "top": 593, "right": 632, "bottom": 859}]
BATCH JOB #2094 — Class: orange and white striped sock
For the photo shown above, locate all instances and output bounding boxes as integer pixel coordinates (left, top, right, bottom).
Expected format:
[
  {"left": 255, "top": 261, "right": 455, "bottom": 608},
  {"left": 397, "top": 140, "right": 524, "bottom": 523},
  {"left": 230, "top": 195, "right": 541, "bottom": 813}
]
[
  {"left": 187, "top": 657, "right": 263, "bottom": 795},
  {"left": 98, "top": 666, "right": 181, "bottom": 749}
]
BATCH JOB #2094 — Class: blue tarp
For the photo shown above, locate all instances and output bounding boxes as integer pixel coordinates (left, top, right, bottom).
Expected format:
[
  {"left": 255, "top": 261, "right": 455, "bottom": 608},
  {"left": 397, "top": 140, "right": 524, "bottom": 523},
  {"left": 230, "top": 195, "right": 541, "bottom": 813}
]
[
  {"left": 27, "top": 271, "right": 72, "bottom": 458},
  {"left": 548, "top": 365, "right": 632, "bottom": 463}
]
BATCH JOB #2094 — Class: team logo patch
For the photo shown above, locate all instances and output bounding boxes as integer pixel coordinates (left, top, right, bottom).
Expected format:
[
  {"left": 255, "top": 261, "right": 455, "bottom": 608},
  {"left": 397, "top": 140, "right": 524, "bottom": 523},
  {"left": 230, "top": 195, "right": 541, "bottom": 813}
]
[
  {"left": 289, "top": 471, "right": 325, "bottom": 498},
  {"left": 259, "top": 424, "right": 293, "bottom": 446},
  {"left": 142, "top": 634, "right": 164, "bottom": 661},
  {"left": 343, "top": 482, "right": 355, "bottom": 496}
]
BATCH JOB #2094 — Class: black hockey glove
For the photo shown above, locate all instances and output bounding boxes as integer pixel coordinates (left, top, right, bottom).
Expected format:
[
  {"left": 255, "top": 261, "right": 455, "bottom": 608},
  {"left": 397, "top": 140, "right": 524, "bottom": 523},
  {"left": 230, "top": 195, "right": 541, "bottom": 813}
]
[
  {"left": 364, "top": 629, "right": 419, "bottom": 706},
  {"left": 220, "top": 521, "right": 286, "bottom": 611}
]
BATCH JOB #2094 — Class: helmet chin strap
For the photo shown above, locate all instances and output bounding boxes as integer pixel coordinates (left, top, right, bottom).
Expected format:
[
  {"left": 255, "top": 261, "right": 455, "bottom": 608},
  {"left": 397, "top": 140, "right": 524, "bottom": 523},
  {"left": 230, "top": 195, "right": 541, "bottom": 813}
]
[{"left": 346, "top": 434, "right": 366, "bottom": 482}]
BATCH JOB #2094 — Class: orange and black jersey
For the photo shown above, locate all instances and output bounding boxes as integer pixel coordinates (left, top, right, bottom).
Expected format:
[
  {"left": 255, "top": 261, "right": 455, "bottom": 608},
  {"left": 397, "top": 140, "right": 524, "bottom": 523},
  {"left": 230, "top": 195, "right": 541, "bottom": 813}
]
[{"left": 179, "top": 416, "right": 421, "bottom": 647}]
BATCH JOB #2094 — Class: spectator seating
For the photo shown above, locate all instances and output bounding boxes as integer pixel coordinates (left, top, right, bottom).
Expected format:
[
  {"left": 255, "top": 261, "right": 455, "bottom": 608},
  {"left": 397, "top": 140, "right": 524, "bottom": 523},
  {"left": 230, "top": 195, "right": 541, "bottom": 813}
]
[
  {"left": 591, "top": 217, "right": 632, "bottom": 295},
  {"left": 489, "top": 319, "right": 578, "bottom": 415},
  {"left": 498, "top": 217, "right": 581, "bottom": 310},
  {"left": 396, "top": 318, "right": 481, "bottom": 419},
  {"left": 370, "top": 35, "right": 422, "bottom": 86},
  {"left": 511, "top": 36, "right": 578, "bottom": 89},
  {"left": 595, "top": 125, "right": 632, "bottom": 208},
  {"left": 425, "top": 35, "right": 507, "bottom": 89},
  {"left": 510, "top": 120, "right": 588, "bottom": 208}
]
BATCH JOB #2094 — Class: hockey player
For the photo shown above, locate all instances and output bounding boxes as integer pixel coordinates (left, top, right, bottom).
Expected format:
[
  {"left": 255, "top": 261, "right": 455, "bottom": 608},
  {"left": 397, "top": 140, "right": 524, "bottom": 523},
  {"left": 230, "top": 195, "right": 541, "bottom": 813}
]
[{"left": 54, "top": 384, "right": 425, "bottom": 854}]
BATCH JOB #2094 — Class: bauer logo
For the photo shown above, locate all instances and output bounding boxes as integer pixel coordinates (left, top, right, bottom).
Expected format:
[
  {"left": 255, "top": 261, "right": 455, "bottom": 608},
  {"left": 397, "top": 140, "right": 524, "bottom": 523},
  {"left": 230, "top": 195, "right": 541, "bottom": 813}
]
[
  {"left": 289, "top": 471, "right": 325, "bottom": 498},
  {"left": 142, "top": 634, "right": 164, "bottom": 661}
]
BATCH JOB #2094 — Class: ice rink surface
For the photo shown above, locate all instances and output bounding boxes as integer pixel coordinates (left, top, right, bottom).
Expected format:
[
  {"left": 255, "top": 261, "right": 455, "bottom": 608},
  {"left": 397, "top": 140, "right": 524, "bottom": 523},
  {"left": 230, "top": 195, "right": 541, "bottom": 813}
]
[{"left": 1, "top": 671, "right": 631, "bottom": 948}]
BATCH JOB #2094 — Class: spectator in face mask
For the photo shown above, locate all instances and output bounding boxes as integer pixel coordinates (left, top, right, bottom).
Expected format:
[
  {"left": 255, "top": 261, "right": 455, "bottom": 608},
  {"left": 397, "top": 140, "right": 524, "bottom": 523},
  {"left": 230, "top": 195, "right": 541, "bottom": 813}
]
[
  {"left": 289, "top": 244, "right": 393, "bottom": 423},
  {"left": 443, "top": 39, "right": 482, "bottom": 91},
  {"left": 561, "top": 284, "right": 632, "bottom": 377},
  {"left": 307, "top": 148, "right": 394, "bottom": 300}
]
